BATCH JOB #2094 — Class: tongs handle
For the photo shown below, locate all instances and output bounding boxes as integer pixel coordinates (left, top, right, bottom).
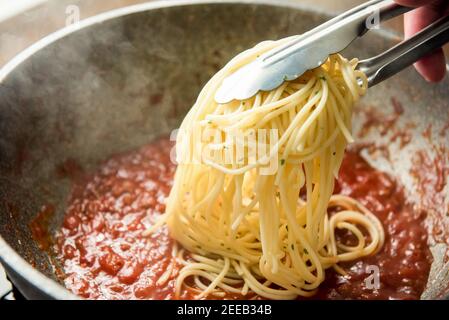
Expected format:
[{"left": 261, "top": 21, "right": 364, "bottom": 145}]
[{"left": 359, "top": 13, "right": 449, "bottom": 86}]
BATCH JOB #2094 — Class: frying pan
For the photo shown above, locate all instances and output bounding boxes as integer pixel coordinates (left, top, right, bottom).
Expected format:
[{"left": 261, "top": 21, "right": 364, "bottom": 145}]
[{"left": 0, "top": 0, "right": 448, "bottom": 300}]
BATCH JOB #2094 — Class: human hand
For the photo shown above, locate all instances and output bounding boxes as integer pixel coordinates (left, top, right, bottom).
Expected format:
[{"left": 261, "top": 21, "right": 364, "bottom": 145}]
[{"left": 395, "top": 0, "right": 448, "bottom": 81}]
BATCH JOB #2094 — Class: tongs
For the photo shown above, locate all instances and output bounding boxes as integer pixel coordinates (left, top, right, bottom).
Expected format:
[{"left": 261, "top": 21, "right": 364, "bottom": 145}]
[{"left": 215, "top": 0, "right": 449, "bottom": 104}]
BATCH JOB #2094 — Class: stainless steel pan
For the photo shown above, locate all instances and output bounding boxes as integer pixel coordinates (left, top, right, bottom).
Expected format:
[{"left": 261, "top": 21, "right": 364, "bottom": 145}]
[{"left": 0, "top": 0, "right": 448, "bottom": 299}]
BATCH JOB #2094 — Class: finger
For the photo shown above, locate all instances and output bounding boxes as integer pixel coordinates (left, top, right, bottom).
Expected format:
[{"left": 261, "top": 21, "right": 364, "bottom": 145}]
[
  {"left": 394, "top": 0, "right": 437, "bottom": 8},
  {"left": 404, "top": 2, "right": 447, "bottom": 37},
  {"left": 413, "top": 50, "right": 446, "bottom": 82},
  {"left": 403, "top": 3, "right": 447, "bottom": 81}
]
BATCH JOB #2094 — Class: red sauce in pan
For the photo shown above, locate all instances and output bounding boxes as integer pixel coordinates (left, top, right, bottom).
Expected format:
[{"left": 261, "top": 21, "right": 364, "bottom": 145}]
[
  {"left": 53, "top": 137, "right": 431, "bottom": 300},
  {"left": 317, "top": 151, "right": 431, "bottom": 300}
]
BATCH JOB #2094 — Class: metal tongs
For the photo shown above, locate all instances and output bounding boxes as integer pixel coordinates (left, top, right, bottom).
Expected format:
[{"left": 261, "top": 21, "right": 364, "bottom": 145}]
[{"left": 215, "top": 0, "right": 449, "bottom": 104}]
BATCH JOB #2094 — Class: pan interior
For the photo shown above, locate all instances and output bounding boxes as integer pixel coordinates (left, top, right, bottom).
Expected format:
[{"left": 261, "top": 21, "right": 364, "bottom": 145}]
[{"left": 0, "top": 2, "right": 448, "bottom": 299}]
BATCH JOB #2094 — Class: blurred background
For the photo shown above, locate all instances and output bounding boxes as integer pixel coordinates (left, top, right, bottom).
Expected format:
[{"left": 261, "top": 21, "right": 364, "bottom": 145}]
[{"left": 0, "top": 0, "right": 405, "bottom": 68}]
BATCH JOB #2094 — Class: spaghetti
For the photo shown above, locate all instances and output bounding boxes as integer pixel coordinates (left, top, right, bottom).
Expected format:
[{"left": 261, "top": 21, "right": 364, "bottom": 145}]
[{"left": 145, "top": 38, "right": 385, "bottom": 299}]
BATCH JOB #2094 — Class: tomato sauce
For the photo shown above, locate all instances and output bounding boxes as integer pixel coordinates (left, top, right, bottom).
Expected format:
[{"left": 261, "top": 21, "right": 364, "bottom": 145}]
[
  {"left": 317, "top": 151, "right": 431, "bottom": 300},
  {"left": 53, "top": 137, "right": 431, "bottom": 300}
]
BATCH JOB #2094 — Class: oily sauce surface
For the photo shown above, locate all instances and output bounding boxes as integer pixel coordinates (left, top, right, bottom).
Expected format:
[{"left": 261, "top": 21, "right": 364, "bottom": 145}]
[{"left": 53, "top": 137, "right": 431, "bottom": 300}]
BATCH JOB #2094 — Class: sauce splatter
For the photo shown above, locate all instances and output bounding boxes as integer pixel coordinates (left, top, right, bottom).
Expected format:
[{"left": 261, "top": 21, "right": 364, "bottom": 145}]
[
  {"left": 358, "top": 98, "right": 412, "bottom": 149},
  {"left": 30, "top": 204, "right": 55, "bottom": 251},
  {"left": 410, "top": 147, "right": 449, "bottom": 247}
]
